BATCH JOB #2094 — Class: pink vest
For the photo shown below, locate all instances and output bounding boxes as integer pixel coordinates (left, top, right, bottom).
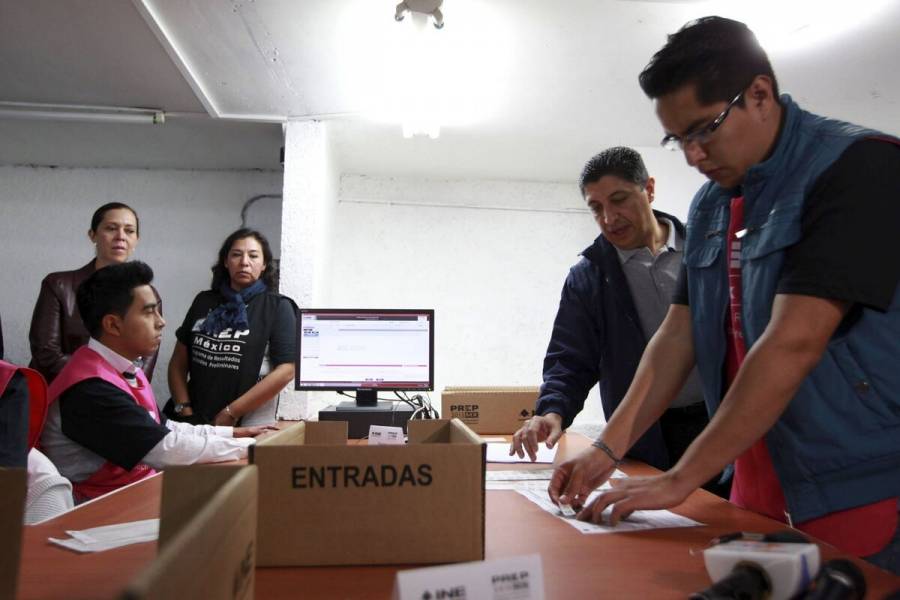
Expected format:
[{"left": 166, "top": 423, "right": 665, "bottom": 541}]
[
  {"left": 48, "top": 346, "right": 160, "bottom": 501},
  {"left": 0, "top": 360, "right": 49, "bottom": 449}
]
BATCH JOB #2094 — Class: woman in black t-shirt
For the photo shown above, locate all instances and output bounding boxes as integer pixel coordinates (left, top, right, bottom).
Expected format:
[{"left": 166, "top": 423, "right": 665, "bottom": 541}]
[{"left": 167, "top": 229, "right": 296, "bottom": 426}]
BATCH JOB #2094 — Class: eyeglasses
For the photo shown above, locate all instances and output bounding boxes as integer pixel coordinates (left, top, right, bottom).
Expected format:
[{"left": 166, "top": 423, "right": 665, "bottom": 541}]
[{"left": 660, "top": 91, "right": 743, "bottom": 151}]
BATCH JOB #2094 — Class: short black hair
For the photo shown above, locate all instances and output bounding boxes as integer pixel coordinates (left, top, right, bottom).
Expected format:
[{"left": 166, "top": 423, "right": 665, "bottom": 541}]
[
  {"left": 77, "top": 261, "right": 154, "bottom": 338},
  {"left": 210, "top": 228, "right": 277, "bottom": 291},
  {"left": 639, "top": 16, "right": 779, "bottom": 105},
  {"left": 90, "top": 202, "right": 140, "bottom": 236},
  {"left": 579, "top": 147, "right": 649, "bottom": 196}
]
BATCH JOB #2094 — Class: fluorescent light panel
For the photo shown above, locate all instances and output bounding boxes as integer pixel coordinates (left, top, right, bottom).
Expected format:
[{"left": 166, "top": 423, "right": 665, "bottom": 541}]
[
  {"left": 0, "top": 109, "right": 164, "bottom": 124},
  {"left": 0, "top": 103, "right": 165, "bottom": 124}
]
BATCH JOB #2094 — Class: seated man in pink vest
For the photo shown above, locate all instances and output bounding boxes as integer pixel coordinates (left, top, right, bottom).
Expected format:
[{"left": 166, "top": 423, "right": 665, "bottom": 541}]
[{"left": 40, "top": 261, "right": 272, "bottom": 502}]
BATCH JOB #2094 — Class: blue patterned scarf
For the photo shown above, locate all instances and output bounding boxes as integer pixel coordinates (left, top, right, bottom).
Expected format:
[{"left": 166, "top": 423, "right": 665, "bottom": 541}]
[{"left": 200, "top": 279, "right": 267, "bottom": 336}]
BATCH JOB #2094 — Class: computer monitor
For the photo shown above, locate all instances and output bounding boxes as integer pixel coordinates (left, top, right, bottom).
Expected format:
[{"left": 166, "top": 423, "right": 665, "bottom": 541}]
[{"left": 295, "top": 308, "right": 434, "bottom": 409}]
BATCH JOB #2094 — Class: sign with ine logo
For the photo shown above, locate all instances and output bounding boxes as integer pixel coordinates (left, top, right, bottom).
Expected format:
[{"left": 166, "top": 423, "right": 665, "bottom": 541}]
[
  {"left": 393, "top": 554, "right": 543, "bottom": 600},
  {"left": 369, "top": 425, "right": 405, "bottom": 445}
]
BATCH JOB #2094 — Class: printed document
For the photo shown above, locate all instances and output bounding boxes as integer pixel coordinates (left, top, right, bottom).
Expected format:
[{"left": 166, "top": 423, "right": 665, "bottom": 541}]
[{"left": 517, "top": 488, "right": 702, "bottom": 534}]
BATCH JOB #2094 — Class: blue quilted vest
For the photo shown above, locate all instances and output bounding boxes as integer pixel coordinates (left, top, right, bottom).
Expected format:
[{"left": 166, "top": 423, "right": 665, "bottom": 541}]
[{"left": 684, "top": 95, "right": 900, "bottom": 523}]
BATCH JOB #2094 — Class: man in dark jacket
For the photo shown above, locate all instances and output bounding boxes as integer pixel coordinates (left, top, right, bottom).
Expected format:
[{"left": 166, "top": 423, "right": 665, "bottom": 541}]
[{"left": 511, "top": 147, "right": 723, "bottom": 494}]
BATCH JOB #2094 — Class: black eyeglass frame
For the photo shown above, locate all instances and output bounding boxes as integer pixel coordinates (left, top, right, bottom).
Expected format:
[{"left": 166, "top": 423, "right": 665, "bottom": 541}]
[{"left": 660, "top": 91, "right": 744, "bottom": 151}]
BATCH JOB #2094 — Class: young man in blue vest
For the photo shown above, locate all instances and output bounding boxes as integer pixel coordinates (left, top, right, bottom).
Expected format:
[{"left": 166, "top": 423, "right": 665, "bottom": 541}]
[
  {"left": 549, "top": 17, "right": 900, "bottom": 572},
  {"left": 510, "top": 148, "right": 727, "bottom": 497}
]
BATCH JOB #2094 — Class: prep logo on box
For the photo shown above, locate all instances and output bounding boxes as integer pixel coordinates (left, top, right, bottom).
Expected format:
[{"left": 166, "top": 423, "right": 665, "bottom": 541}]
[
  {"left": 421, "top": 586, "right": 467, "bottom": 599},
  {"left": 449, "top": 404, "right": 480, "bottom": 423},
  {"left": 518, "top": 409, "right": 536, "bottom": 421},
  {"left": 492, "top": 570, "right": 532, "bottom": 595}
]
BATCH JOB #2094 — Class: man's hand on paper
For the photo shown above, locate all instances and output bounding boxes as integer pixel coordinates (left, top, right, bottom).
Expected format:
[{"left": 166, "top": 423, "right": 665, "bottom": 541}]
[
  {"left": 575, "top": 470, "right": 693, "bottom": 525},
  {"left": 509, "top": 413, "right": 564, "bottom": 461},
  {"left": 548, "top": 446, "right": 616, "bottom": 510},
  {"left": 234, "top": 425, "right": 277, "bottom": 438}
]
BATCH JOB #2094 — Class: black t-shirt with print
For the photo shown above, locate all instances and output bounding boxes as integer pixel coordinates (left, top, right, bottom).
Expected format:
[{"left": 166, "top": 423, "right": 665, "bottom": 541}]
[
  {"left": 674, "top": 139, "right": 900, "bottom": 309},
  {"left": 175, "top": 291, "right": 296, "bottom": 422}
]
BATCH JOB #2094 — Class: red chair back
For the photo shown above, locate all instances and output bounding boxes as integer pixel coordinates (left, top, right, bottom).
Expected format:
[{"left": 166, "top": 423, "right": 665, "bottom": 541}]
[
  {"left": 0, "top": 361, "right": 49, "bottom": 449},
  {"left": 23, "top": 369, "right": 49, "bottom": 449}
]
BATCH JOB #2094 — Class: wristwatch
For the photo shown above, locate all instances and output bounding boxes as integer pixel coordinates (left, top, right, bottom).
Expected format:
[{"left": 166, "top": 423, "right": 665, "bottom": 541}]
[{"left": 174, "top": 402, "right": 191, "bottom": 415}]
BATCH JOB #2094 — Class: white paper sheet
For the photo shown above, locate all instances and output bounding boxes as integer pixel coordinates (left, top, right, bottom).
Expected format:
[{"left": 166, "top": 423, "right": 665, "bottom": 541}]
[
  {"left": 517, "top": 489, "right": 702, "bottom": 534},
  {"left": 48, "top": 518, "right": 159, "bottom": 553},
  {"left": 486, "top": 443, "right": 558, "bottom": 464},
  {"left": 485, "top": 468, "right": 627, "bottom": 491},
  {"left": 485, "top": 469, "right": 557, "bottom": 482},
  {"left": 488, "top": 479, "right": 556, "bottom": 491}
]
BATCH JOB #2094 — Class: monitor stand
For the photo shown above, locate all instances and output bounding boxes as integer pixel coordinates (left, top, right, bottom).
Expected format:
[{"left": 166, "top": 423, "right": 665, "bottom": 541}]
[
  {"left": 335, "top": 400, "right": 394, "bottom": 412},
  {"left": 335, "top": 389, "right": 393, "bottom": 412}
]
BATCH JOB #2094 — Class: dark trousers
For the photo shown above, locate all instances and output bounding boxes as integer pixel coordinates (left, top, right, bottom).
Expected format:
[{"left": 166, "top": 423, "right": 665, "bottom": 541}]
[{"left": 659, "top": 402, "right": 731, "bottom": 499}]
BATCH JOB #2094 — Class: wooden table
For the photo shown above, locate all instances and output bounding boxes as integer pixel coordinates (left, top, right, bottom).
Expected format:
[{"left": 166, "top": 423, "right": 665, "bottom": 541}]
[{"left": 18, "top": 434, "right": 900, "bottom": 599}]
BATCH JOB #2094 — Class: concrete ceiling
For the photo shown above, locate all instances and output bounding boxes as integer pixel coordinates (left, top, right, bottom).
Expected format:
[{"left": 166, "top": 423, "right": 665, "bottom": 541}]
[
  {"left": 0, "top": 0, "right": 282, "bottom": 170},
  {"left": 1, "top": 0, "right": 898, "bottom": 177}
]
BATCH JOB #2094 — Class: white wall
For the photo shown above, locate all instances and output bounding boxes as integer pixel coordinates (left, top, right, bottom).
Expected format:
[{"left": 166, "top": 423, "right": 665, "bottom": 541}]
[
  {"left": 303, "top": 145, "right": 706, "bottom": 425},
  {"left": 0, "top": 165, "right": 283, "bottom": 402},
  {"left": 1, "top": 142, "right": 703, "bottom": 423}
]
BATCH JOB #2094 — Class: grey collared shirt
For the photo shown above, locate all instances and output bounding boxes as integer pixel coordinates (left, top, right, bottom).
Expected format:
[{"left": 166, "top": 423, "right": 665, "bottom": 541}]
[{"left": 615, "top": 218, "right": 705, "bottom": 409}]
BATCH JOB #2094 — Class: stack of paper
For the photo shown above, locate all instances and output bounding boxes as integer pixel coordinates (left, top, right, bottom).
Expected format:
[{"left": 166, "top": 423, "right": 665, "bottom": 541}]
[
  {"left": 485, "top": 468, "right": 627, "bottom": 491},
  {"left": 487, "top": 469, "right": 555, "bottom": 491},
  {"left": 517, "top": 489, "right": 702, "bottom": 534},
  {"left": 485, "top": 467, "right": 702, "bottom": 533}
]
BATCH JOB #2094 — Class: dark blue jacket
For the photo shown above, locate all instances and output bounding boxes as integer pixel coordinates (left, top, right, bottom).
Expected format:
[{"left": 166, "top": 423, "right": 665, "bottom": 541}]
[
  {"left": 686, "top": 95, "right": 900, "bottom": 523},
  {"left": 536, "top": 210, "right": 684, "bottom": 470}
]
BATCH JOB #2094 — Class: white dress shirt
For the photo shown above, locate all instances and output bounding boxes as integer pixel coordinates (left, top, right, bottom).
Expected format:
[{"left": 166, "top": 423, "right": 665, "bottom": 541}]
[{"left": 89, "top": 338, "right": 254, "bottom": 469}]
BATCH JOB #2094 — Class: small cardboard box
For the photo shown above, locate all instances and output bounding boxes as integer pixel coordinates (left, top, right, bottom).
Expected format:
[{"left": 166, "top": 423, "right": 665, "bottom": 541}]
[
  {"left": 252, "top": 419, "right": 485, "bottom": 567},
  {"left": 120, "top": 465, "right": 258, "bottom": 600},
  {"left": 441, "top": 387, "right": 540, "bottom": 434},
  {"left": 0, "top": 468, "right": 26, "bottom": 600}
]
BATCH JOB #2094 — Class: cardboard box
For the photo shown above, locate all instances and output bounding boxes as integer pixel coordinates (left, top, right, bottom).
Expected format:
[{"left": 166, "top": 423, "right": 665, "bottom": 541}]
[
  {"left": 120, "top": 465, "right": 258, "bottom": 600},
  {"left": 0, "top": 468, "right": 26, "bottom": 600},
  {"left": 252, "top": 419, "right": 485, "bottom": 566},
  {"left": 441, "top": 387, "right": 540, "bottom": 434}
]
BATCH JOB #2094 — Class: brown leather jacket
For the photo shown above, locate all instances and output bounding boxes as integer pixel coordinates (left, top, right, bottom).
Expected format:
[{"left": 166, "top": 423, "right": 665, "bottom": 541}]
[{"left": 28, "top": 260, "right": 161, "bottom": 382}]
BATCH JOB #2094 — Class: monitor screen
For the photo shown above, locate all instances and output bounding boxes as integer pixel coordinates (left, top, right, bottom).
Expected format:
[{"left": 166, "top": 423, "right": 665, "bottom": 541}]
[{"left": 296, "top": 309, "right": 434, "bottom": 393}]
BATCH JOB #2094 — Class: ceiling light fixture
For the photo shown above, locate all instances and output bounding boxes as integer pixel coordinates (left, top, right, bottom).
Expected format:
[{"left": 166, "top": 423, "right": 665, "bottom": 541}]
[
  {"left": 393, "top": 0, "right": 445, "bottom": 139},
  {"left": 0, "top": 101, "right": 165, "bottom": 125},
  {"left": 339, "top": 1, "right": 509, "bottom": 138},
  {"left": 395, "top": 0, "right": 444, "bottom": 29}
]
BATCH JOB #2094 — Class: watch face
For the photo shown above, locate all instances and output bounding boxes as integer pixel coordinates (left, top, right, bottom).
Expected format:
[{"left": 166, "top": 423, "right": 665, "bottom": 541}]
[{"left": 174, "top": 403, "right": 184, "bottom": 414}]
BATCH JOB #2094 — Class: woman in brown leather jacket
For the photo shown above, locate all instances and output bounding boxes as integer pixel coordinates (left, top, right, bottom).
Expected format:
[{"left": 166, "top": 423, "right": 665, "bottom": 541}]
[{"left": 28, "top": 203, "right": 161, "bottom": 383}]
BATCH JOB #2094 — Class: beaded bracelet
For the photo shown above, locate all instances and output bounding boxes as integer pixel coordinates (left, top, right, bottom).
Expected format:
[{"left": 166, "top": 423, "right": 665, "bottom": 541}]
[{"left": 591, "top": 439, "right": 623, "bottom": 467}]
